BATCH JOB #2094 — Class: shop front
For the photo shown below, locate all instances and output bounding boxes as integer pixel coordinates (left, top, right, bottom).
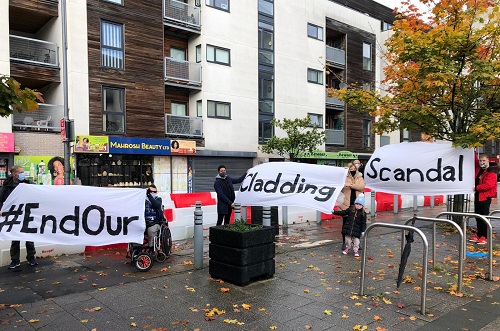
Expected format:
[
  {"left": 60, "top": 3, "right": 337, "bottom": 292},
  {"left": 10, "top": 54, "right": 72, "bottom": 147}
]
[
  {"left": 297, "top": 150, "right": 359, "bottom": 167},
  {"left": 74, "top": 135, "right": 196, "bottom": 194},
  {"left": 0, "top": 133, "right": 15, "bottom": 186}
]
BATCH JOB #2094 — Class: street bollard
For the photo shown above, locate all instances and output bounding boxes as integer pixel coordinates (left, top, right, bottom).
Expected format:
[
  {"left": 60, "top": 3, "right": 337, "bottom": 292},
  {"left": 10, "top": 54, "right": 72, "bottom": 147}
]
[
  {"left": 430, "top": 195, "right": 435, "bottom": 208},
  {"left": 316, "top": 210, "right": 322, "bottom": 225},
  {"left": 263, "top": 206, "right": 271, "bottom": 226},
  {"left": 413, "top": 195, "right": 418, "bottom": 211},
  {"left": 370, "top": 191, "right": 376, "bottom": 216},
  {"left": 282, "top": 206, "right": 288, "bottom": 228},
  {"left": 234, "top": 202, "right": 241, "bottom": 221},
  {"left": 394, "top": 194, "right": 398, "bottom": 214},
  {"left": 241, "top": 205, "right": 247, "bottom": 222},
  {"left": 194, "top": 201, "right": 203, "bottom": 269}
]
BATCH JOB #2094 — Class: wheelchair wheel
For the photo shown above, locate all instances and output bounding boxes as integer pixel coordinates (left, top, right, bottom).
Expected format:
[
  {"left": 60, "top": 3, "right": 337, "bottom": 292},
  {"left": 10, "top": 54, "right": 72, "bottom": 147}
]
[
  {"left": 134, "top": 253, "right": 153, "bottom": 272},
  {"left": 161, "top": 225, "right": 172, "bottom": 258},
  {"left": 156, "top": 252, "right": 167, "bottom": 262}
]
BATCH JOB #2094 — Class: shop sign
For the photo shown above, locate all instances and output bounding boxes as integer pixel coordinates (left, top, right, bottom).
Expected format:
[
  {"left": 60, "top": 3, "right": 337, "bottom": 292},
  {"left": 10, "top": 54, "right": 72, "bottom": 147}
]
[
  {"left": 0, "top": 133, "right": 14, "bottom": 152},
  {"left": 170, "top": 139, "right": 197, "bottom": 155},
  {"left": 74, "top": 135, "right": 109, "bottom": 153},
  {"left": 297, "top": 150, "right": 358, "bottom": 160},
  {"left": 109, "top": 137, "right": 171, "bottom": 155}
]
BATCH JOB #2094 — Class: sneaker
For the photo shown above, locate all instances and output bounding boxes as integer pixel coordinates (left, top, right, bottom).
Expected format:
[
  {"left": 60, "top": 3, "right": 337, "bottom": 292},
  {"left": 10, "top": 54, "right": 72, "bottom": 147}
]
[
  {"left": 469, "top": 235, "right": 479, "bottom": 243},
  {"left": 27, "top": 257, "right": 38, "bottom": 266},
  {"left": 476, "top": 237, "right": 488, "bottom": 245},
  {"left": 342, "top": 248, "right": 350, "bottom": 255},
  {"left": 354, "top": 251, "right": 360, "bottom": 257},
  {"left": 7, "top": 260, "right": 20, "bottom": 269}
]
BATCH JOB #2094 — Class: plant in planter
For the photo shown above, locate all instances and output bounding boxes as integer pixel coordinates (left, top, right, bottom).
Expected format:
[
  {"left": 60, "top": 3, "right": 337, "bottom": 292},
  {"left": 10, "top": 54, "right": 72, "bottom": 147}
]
[{"left": 209, "top": 219, "right": 276, "bottom": 286}]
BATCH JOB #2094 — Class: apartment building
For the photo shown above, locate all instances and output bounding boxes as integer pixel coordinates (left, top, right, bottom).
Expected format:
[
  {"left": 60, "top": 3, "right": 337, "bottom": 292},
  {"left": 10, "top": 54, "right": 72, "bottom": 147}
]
[{"left": 0, "top": 0, "right": 396, "bottom": 193}]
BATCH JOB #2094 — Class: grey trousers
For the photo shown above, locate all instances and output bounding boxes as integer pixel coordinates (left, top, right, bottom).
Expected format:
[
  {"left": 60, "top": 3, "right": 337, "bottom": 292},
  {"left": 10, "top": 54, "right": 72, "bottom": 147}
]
[{"left": 10, "top": 241, "right": 36, "bottom": 260}]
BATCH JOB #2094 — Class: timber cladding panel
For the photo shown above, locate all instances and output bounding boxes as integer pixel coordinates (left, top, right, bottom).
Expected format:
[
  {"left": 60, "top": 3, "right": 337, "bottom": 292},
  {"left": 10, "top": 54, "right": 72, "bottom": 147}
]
[{"left": 87, "top": 0, "right": 165, "bottom": 138}]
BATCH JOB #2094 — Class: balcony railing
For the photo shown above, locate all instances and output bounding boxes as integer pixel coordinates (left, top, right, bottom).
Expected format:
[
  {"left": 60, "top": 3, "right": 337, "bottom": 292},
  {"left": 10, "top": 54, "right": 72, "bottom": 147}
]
[
  {"left": 165, "top": 114, "right": 203, "bottom": 138},
  {"left": 325, "top": 91, "right": 345, "bottom": 107},
  {"left": 10, "top": 35, "right": 59, "bottom": 66},
  {"left": 12, "top": 103, "right": 63, "bottom": 131},
  {"left": 326, "top": 45, "right": 345, "bottom": 67},
  {"left": 325, "top": 129, "right": 345, "bottom": 145},
  {"left": 164, "top": 0, "right": 201, "bottom": 29},
  {"left": 164, "top": 57, "right": 202, "bottom": 87}
]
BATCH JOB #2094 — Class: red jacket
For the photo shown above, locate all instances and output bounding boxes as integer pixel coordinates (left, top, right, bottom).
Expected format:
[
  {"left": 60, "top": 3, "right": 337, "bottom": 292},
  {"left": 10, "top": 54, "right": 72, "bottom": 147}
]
[{"left": 475, "top": 156, "right": 497, "bottom": 201}]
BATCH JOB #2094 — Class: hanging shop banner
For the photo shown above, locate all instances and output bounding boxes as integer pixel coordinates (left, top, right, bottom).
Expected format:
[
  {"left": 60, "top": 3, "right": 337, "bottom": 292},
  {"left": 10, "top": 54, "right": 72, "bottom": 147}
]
[
  {"left": 0, "top": 184, "right": 145, "bottom": 245},
  {"left": 109, "top": 137, "right": 171, "bottom": 155},
  {"left": 297, "top": 150, "right": 358, "bottom": 160},
  {"left": 74, "top": 135, "right": 109, "bottom": 153},
  {"left": 364, "top": 142, "right": 474, "bottom": 195},
  {"left": 234, "top": 162, "right": 347, "bottom": 213},
  {"left": 170, "top": 139, "right": 197, "bottom": 155},
  {"left": 0, "top": 133, "right": 14, "bottom": 152}
]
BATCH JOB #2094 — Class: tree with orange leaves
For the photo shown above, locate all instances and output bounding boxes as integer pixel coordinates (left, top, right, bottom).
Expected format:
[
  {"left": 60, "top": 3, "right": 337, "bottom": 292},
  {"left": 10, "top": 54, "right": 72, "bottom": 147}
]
[
  {"left": 0, "top": 75, "right": 43, "bottom": 117},
  {"left": 328, "top": 0, "right": 500, "bottom": 148}
]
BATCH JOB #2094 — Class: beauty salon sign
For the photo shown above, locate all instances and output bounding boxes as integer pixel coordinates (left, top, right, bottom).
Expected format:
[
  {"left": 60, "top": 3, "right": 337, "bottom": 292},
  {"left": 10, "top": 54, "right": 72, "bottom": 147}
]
[
  {"left": 235, "top": 162, "right": 347, "bottom": 213},
  {"left": 0, "top": 184, "right": 145, "bottom": 245},
  {"left": 365, "top": 142, "right": 474, "bottom": 195}
]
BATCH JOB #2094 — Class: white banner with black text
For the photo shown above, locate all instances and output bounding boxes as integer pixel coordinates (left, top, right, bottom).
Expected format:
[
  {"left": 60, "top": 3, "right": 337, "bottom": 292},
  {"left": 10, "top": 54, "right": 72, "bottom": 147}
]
[
  {"left": 234, "top": 162, "right": 347, "bottom": 213},
  {"left": 0, "top": 184, "right": 146, "bottom": 245},
  {"left": 364, "top": 142, "right": 474, "bottom": 195}
]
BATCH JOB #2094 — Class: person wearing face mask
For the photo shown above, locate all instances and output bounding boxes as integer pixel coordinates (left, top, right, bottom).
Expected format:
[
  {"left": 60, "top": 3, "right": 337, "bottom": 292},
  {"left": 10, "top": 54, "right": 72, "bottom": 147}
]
[
  {"left": 0, "top": 165, "right": 37, "bottom": 269},
  {"left": 353, "top": 159, "right": 364, "bottom": 176},
  {"left": 214, "top": 165, "right": 247, "bottom": 226},
  {"left": 145, "top": 185, "right": 164, "bottom": 253},
  {"left": 333, "top": 194, "right": 367, "bottom": 257},
  {"left": 469, "top": 154, "right": 497, "bottom": 245},
  {"left": 338, "top": 162, "right": 365, "bottom": 250}
]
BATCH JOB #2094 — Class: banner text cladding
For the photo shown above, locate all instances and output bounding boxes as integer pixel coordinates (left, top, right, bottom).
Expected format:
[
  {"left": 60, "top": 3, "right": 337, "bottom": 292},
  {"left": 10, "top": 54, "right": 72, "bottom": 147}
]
[
  {"left": 240, "top": 172, "right": 336, "bottom": 202},
  {"left": 0, "top": 203, "right": 140, "bottom": 236}
]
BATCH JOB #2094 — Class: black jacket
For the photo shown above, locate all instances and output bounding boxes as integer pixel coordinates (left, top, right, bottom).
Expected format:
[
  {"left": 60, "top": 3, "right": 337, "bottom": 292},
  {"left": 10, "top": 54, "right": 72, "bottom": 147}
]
[
  {"left": 333, "top": 206, "right": 367, "bottom": 239},
  {"left": 214, "top": 173, "right": 246, "bottom": 214},
  {"left": 0, "top": 177, "right": 31, "bottom": 209}
]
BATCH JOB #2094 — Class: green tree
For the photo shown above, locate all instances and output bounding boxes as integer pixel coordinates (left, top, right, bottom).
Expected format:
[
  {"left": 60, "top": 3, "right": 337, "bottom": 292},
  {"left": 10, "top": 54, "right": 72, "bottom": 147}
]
[
  {"left": 260, "top": 115, "right": 326, "bottom": 161},
  {"left": 0, "top": 75, "right": 43, "bottom": 117},
  {"left": 328, "top": 0, "right": 500, "bottom": 148}
]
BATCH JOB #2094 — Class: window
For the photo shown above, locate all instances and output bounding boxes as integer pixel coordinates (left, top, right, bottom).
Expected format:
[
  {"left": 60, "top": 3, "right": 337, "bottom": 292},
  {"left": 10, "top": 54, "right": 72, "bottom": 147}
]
[
  {"left": 362, "top": 81, "right": 372, "bottom": 91},
  {"left": 101, "top": 21, "right": 124, "bottom": 69},
  {"left": 104, "top": 0, "right": 123, "bottom": 4},
  {"left": 208, "top": 100, "right": 230, "bottom": 119},
  {"left": 207, "top": 45, "right": 230, "bottom": 65},
  {"left": 196, "top": 45, "right": 201, "bottom": 63},
  {"left": 402, "top": 129, "right": 410, "bottom": 142},
  {"left": 363, "top": 42, "right": 372, "bottom": 71},
  {"left": 307, "top": 68, "right": 323, "bottom": 85},
  {"left": 382, "top": 21, "right": 393, "bottom": 31},
  {"left": 259, "top": 119, "right": 273, "bottom": 143},
  {"left": 309, "top": 113, "right": 323, "bottom": 128},
  {"left": 380, "top": 135, "right": 390, "bottom": 147},
  {"left": 259, "top": 78, "right": 273, "bottom": 100},
  {"left": 363, "top": 119, "right": 372, "bottom": 148},
  {"left": 102, "top": 86, "right": 125, "bottom": 133},
  {"left": 171, "top": 102, "right": 187, "bottom": 116},
  {"left": 197, "top": 100, "right": 202, "bottom": 117},
  {"left": 206, "top": 0, "right": 229, "bottom": 11},
  {"left": 307, "top": 23, "right": 323, "bottom": 40},
  {"left": 258, "top": 0, "right": 273, "bottom": 16}
]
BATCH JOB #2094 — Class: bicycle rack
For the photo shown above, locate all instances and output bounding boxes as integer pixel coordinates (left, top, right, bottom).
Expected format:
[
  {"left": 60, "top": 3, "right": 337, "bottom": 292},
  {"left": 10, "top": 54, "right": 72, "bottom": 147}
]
[
  {"left": 402, "top": 216, "right": 464, "bottom": 293},
  {"left": 360, "top": 222, "right": 429, "bottom": 315},
  {"left": 435, "top": 212, "right": 493, "bottom": 281}
]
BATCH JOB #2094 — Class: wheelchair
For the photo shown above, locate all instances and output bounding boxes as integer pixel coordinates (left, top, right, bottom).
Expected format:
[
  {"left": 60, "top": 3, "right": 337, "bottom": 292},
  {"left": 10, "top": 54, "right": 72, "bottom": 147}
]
[{"left": 127, "top": 220, "right": 172, "bottom": 272}]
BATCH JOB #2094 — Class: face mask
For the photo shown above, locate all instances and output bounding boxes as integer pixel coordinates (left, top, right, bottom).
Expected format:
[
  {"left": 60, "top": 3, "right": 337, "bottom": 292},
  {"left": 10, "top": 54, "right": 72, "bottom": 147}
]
[
  {"left": 18, "top": 173, "right": 26, "bottom": 181},
  {"left": 220, "top": 172, "right": 227, "bottom": 178},
  {"left": 350, "top": 170, "right": 356, "bottom": 176},
  {"left": 354, "top": 164, "right": 360, "bottom": 169},
  {"left": 479, "top": 162, "right": 487, "bottom": 168},
  {"left": 150, "top": 193, "right": 157, "bottom": 199}
]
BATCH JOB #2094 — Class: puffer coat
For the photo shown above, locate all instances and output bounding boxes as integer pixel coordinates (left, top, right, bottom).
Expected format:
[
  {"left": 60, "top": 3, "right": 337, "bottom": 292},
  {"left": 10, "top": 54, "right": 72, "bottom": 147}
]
[{"left": 333, "top": 206, "right": 367, "bottom": 239}]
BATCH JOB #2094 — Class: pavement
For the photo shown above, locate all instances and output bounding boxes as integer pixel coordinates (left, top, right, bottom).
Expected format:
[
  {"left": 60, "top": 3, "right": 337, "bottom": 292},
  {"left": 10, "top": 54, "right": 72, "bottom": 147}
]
[{"left": 1, "top": 198, "right": 500, "bottom": 331}]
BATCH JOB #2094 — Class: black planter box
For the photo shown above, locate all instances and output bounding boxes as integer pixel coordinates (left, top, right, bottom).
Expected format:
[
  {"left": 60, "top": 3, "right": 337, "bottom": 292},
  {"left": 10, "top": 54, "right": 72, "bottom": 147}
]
[{"left": 209, "top": 225, "right": 276, "bottom": 285}]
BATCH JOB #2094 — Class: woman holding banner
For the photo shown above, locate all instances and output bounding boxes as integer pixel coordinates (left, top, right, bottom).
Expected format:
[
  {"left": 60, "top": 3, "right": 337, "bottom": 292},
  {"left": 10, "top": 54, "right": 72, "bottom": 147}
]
[{"left": 338, "top": 163, "right": 365, "bottom": 250}]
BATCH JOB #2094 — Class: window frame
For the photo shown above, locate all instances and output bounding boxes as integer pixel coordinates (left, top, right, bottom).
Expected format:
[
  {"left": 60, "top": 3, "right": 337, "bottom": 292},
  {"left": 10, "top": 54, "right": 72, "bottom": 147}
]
[
  {"left": 206, "top": 0, "right": 230, "bottom": 12},
  {"left": 104, "top": 0, "right": 123, "bottom": 4},
  {"left": 196, "top": 100, "right": 202, "bottom": 117},
  {"left": 207, "top": 100, "right": 231, "bottom": 119},
  {"left": 308, "top": 113, "right": 323, "bottom": 128},
  {"left": 307, "top": 23, "right": 323, "bottom": 41},
  {"left": 363, "top": 42, "right": 372, "bottom": 71},
  {"left": 362, "top": 119, "right": 372, "bottom": 148},
  {"left": 206, "top": 44, "right": 231, "bottom": 66},
  {"left": 171, "top": 101, "right": 188, "bottom": 116},
  {"left": 307, "top": 68, "right": 323, "bottom": 85},
  {"left": 101, "top": 20, "right": 124, "bottom": 69},
  {"left": 196, "top": 44, "right": 201, "bottom": 63},
  {"left": 102, "top": 86, "right": 125, "bottom": 134}
]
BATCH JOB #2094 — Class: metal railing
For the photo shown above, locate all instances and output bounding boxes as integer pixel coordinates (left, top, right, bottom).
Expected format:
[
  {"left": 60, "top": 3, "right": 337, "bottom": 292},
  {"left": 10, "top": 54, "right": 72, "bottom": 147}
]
[
  {"left": 326, "top": 45, "right": 345, "bottom": 67},
  {"left": 325, "top": 129, "right": 344, "bottom": 145},
  {"left": 10, "top": 35, "right": 59, "bottom": 66},
  {"left": 164, "top": 57, "right": 202, "bottom": 86},
  {"left": 165, "top": 114, "right": 203, "bottom": 137},
  {"left": 164, "top": 0, "right": 201, "bottom": 28},
  {"left": 325, "top": 91, "right": 344, "bottom": 107},
  {"left": 12, "top": 103, "right": 63, "bottom": 131}
]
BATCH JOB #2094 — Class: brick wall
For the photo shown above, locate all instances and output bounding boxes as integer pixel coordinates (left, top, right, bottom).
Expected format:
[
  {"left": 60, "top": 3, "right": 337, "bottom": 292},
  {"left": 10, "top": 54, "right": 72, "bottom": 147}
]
[{"left": 14, "top": 132, "right": 64, "bottom": 156}]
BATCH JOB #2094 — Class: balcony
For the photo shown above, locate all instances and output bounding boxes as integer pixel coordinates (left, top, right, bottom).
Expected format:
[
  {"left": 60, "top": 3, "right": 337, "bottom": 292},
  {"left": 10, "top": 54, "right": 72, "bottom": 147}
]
[
  {"left": 325, "top": 91, "right": 345, "bottom": 108},
  {"left": 12, "top": 103, "right": 63, "bottom": 132},
  {"left": 326, "top": 45, "right": 345, "bottom": 68},
  {"left": 10, "top": 35, "right": 59, "bottom": 67},
  {"left": 163, "top": 0, "right": 201, "bottom": 34},
  {"left": 164, "top": 57, "right": 202, "bottom": 89},
  {"left": 9, "top": 0, "right": 59, "bottom": 34},
  {"left": 325, "top": 129, "right": 345, "bottom": 145},
  {"left": 165, "top": 114, "right": 203, "bottom": 138}
]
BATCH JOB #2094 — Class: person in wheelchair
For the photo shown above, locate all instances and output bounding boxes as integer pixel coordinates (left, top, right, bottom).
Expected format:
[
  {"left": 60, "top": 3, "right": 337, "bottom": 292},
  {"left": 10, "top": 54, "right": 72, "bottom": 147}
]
[{"left": 145, "top": 185, "right": 163, "bottom": 254}]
